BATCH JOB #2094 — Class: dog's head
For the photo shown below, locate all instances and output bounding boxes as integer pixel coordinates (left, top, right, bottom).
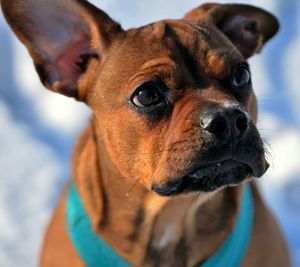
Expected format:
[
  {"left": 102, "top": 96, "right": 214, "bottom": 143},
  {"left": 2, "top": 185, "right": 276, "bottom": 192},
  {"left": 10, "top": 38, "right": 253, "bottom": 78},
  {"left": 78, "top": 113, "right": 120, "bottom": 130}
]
[{"left": 1, "top": 0, "right": 278, "bottom": 196}]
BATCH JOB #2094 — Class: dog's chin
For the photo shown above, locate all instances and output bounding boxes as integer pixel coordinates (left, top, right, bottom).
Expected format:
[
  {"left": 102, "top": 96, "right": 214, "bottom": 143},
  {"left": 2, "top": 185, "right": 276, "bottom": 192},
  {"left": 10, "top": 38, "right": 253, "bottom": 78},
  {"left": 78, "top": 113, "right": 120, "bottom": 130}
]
[{"left": 152, "top": 159, "right": 261, "bottom": 197}]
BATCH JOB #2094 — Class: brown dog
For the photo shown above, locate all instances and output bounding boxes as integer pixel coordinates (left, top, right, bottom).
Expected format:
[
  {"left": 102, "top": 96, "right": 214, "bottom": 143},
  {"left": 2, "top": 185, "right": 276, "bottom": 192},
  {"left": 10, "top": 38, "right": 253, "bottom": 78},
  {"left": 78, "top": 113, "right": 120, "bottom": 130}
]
[{"left": 1, "top": 0, "right": 291, "bottom": 266}]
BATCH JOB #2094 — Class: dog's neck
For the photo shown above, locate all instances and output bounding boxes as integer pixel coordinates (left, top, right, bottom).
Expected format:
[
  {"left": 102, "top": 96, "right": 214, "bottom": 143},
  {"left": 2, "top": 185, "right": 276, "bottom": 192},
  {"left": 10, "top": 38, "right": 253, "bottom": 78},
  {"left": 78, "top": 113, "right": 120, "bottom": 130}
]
[{"left": 72, "top": 120, "right": 242, "bottom": 266}]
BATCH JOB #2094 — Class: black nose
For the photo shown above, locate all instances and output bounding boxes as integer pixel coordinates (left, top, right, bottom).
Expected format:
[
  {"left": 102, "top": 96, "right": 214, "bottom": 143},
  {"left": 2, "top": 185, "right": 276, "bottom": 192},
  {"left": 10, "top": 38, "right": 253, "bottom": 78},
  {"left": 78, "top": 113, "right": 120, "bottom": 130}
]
[{"left": 200, "top": 104, "right": 250, "bottom": 142}]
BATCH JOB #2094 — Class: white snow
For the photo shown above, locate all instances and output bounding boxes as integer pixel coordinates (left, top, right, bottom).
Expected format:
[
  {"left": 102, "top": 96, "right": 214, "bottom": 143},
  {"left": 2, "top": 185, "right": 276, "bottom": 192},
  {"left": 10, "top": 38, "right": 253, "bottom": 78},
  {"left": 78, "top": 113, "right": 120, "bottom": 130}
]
[{"left": 0, "top": 101, "right": 62, "bottom": 267}]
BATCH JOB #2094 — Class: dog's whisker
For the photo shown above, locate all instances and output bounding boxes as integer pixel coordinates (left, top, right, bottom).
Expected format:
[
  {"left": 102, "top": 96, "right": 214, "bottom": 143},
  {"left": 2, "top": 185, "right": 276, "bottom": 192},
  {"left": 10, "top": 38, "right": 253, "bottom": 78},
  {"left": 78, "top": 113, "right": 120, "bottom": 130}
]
[
  {"left": 257, "top": 128, "right": 277, "bottom": 132},
  {"left": 260, "top": 140, "right": 275, "bottom": 155},
  {"left": 148, "top": 157, "right": 171, "bottom": 185},
  {"left": 125, "top": 178, "right": 141, "bottom": 197}
]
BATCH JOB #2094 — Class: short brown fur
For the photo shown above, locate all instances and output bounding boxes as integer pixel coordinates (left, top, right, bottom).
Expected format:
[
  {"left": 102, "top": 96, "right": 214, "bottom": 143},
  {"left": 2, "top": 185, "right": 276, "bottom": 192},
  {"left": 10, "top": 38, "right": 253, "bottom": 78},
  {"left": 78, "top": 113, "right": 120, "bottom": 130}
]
[{"left": 1, "top": 1, "right": 291, "bottom": 266}]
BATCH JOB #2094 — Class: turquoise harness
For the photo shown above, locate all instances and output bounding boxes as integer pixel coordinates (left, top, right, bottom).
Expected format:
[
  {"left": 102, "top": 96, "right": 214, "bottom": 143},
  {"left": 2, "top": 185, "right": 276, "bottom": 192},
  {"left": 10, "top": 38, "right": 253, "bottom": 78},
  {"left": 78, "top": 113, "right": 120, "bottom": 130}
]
[{"left": 66, "top": 183, "right": 253, "bottom": 267}]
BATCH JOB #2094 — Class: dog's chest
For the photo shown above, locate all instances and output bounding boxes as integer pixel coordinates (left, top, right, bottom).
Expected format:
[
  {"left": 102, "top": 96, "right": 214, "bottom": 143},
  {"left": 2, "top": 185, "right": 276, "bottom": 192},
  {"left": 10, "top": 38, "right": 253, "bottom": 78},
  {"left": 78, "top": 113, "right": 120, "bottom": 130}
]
[
  {"left": 141, "top": 191, "right": 235, "bottom": 267},
  {"left": 142, "top": 196, "right": 205, "bottom": 266}
]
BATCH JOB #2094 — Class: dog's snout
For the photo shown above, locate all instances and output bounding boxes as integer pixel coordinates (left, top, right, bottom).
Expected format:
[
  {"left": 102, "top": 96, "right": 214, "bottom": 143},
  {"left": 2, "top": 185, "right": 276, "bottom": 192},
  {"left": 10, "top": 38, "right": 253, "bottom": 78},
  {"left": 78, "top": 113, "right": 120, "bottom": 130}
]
[{"left": 200, "top": 105, "right": 250, "bottom": 141}]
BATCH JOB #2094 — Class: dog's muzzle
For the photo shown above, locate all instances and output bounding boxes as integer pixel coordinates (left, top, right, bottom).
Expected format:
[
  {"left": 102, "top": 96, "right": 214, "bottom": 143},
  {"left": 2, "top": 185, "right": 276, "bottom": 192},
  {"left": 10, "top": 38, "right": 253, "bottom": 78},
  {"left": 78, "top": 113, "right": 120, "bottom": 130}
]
[{"left": 152, "top": 104, "right": 269, "bottom": 196}]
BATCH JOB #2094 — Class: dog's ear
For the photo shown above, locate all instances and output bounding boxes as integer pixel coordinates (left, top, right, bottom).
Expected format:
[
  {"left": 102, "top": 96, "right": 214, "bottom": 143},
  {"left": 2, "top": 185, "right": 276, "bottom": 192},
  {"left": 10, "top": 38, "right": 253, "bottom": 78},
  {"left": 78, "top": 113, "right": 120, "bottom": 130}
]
[
  {"left": 184, "top": 3, "right": 279, "bottom": 58},
  {"left": 1, "top": 0, "right": 123, "bottom": 100}
]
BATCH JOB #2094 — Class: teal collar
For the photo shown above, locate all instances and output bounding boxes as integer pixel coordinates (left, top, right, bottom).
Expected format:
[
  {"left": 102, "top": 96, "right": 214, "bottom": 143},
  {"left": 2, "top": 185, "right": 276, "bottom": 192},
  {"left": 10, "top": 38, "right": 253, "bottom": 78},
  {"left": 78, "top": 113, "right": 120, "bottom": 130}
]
[{"left": 66, "top": 183, "right": 253, "bottom": 267}]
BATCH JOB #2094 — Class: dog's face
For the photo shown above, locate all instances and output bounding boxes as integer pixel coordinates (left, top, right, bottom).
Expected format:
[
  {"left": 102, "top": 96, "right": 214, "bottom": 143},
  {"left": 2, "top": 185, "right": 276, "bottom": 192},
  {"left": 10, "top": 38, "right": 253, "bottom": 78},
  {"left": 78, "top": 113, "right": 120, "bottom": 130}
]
[{"left": 2, "top": 1, "right": 278, "bottom": 196}]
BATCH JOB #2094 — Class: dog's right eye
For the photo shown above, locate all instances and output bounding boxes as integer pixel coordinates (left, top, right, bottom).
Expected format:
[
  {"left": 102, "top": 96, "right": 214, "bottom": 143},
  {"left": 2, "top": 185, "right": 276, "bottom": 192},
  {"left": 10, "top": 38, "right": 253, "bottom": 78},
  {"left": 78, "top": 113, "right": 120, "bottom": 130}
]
[{"left": 131, "top": 83, "right": 165, "bottom": 108}]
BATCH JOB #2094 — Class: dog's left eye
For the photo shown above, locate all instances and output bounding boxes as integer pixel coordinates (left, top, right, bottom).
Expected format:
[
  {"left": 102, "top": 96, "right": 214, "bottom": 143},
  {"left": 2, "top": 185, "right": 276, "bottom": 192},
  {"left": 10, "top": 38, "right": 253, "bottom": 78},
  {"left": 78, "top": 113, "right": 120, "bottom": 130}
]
[
  {"left": 232, "top": 64, "right": 251, "bottom": 88},
  {"left": 131, "top": 83, "right": 165, "bottom": 108}
]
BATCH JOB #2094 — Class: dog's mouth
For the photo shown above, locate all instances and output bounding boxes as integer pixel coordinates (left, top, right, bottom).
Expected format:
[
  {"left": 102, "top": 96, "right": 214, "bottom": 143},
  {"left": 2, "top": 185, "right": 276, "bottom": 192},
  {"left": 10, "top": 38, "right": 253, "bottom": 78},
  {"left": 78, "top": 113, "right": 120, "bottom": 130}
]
[{"left": 152, "top": 159, "right": 261, "bottom": 196}]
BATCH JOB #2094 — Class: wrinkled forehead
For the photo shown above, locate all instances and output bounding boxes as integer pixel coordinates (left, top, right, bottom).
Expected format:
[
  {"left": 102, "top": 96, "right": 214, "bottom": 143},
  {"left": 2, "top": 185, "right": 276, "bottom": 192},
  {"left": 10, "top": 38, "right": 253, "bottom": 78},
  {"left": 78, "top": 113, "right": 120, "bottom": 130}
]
[
  {"left": 89, "top": 19, "right": 245, "bottom": 103},
  {"left": 143, "top": 20, "right": 240, "bottom": 58},
  {"left": 126, "top": 20, "right": 243, "bottom": 74}
]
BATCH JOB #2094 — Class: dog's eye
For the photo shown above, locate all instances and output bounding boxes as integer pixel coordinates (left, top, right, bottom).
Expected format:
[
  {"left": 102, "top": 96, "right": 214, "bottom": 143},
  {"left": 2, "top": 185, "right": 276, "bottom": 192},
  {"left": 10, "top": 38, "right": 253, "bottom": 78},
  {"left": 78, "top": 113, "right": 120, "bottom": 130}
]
[
  {"left": 131, "top": 83, "right": 165, "bottom": 108},
  {"left": 232, "top": 65, "right": 251, "bottom": 88}
]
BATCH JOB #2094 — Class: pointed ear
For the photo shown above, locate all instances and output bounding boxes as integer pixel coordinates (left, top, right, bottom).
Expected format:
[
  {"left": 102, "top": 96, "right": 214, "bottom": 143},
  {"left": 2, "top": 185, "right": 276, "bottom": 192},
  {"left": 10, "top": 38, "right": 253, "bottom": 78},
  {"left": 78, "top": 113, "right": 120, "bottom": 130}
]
[
  {"left": 184, "top": 3, "right": 279, "bottom": 58},
  {"left": 1, "top": 0, "right": 123, "bottom": 100}
]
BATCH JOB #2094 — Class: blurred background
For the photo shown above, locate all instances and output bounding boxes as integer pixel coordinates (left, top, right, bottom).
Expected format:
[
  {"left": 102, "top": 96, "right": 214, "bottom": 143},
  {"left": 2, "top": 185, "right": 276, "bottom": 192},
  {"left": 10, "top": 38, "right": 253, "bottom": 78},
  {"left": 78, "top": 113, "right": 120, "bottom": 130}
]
[{"left": 0, "top": 0, "right": 299, "bottom": 266}]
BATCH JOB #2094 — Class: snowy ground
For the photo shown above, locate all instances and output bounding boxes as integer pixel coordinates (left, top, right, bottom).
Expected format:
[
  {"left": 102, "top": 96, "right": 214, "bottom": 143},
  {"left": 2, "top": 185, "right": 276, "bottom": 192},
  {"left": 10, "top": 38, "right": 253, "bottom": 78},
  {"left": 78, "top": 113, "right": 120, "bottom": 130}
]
[{"left": 0, "top": 0, "right": 299, "bottom": 266}]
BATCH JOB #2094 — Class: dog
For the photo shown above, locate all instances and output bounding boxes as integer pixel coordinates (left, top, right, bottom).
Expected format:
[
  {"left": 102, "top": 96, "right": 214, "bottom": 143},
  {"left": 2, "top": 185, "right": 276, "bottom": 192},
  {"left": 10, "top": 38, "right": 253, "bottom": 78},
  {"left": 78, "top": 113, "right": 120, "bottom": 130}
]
[{"left": 1, "top": 0, "right": 291, "bottom": 266}]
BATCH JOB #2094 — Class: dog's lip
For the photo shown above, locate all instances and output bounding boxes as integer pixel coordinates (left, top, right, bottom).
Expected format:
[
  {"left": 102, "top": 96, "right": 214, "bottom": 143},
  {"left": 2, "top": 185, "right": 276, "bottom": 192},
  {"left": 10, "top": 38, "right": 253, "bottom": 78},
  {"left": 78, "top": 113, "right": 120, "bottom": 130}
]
[
  {"left": 152, "top": 155, "right": 269, "bottom": 196},
  {"left": 186, "top": 159, "right": 251, "bottom": 180},
  {"left": 152, "top": 159, "right": 252, "bottom": 196}
]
